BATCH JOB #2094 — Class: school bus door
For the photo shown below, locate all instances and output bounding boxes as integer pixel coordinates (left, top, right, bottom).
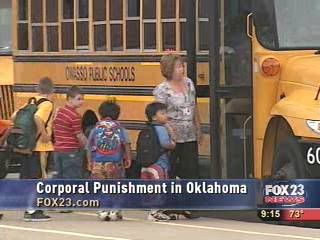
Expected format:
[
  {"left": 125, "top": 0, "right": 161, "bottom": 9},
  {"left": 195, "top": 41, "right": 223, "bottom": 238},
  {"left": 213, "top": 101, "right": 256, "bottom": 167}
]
[{"left": 209, "top": 0, "right": 253, "bottom": 178}]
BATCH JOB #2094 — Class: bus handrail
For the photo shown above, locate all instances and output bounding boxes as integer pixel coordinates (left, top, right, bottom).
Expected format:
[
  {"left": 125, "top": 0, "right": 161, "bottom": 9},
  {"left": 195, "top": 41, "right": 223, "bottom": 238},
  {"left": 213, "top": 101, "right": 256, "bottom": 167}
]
[
  {"left": 243, "top": 115, "right": 252, "bottom": 178},
  {"left": 246, "top": 13, "right": 253, "bottom": 39}
]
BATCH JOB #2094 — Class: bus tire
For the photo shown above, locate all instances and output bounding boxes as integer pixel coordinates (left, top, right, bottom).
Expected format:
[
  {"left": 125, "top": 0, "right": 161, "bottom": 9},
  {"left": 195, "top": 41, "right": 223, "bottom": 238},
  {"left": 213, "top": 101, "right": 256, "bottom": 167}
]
[
  {"left": 271, "top": 136, "right": 310, "bottom": 227},
  {"left": 272, "top": 136, "right": 305, "bottom": 179}
]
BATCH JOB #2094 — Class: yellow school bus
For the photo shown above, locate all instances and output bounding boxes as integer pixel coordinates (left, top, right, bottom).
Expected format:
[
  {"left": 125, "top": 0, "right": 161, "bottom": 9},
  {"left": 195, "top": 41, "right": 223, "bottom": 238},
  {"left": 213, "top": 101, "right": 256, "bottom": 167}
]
[
  {"left": 11, "top": 0, "right": 211, "bottom": 176},
  {"left": 208, "top": 0, "right": 320, "bottom": 179},
  {"left": 8, "top": 0, "right": 320, "bottom": 179},
  {"left": 0, "top": 0, "right": 14, "bottom": 120},
  {"left": 251, "top": 0, "right": 320, "bottom": 179}
]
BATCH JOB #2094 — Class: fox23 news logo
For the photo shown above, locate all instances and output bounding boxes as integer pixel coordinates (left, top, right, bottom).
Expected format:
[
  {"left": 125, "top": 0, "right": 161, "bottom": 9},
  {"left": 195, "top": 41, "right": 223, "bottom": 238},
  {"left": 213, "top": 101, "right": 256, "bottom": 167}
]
[{"left": 263, "top": 183, "right": 306, "bottom": 206}]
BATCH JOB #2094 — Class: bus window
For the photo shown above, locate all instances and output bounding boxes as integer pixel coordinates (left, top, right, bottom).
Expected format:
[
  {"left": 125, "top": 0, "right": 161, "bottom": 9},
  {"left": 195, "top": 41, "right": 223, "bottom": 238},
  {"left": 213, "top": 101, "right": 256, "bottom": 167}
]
[
  {"left": 143, "top": 0, "right": 156, "bottom": 50},
  {"left": 32, "top": 26, "right": 44, "bottom": 52},
  {"left": 110, "top": 0, "right": 123, "bottom": 20},
  {"left": 94, "top": 25, "right": 107, "bottom": 51},
  {"left": 276, "top": 0, "right": 320, "bottom": 49},
  {"left": 162, "top": 0, "right": 176, "bottom": 50},
  {"left": 47, "top": 26, "right": 59, "bottom": 52},
  {"left": 31, "top": 0, "right": 42, "bottom": 23},
  {"left": 162, "top": 22, "right": 176, "bottom": 50},
  {"left": 18, "top": 0, "right": 28, "bottom": 21},
  {"left": 111, "top": 24, "right": 123, "bottom": 51},
  {"left": 255, "top": 0, "right": 320, "bottom": 50},
  {"left": 110, "top": 0, "right": 123, "bottom": 51},
  {"left": 126, "top": 20, "right": 140, "bottom": 49},
  {"left": 161, "top": 0, "right": 175, "bottom": 19},
  {"left": 93, "top": 0, "right": 106, "bottom": 51},
  {"left": 144, "top": 23, "right": 156, "bottom": 50},
  {"left": 198, "top": 0, "right": 209, "bottom": 51},
  {"left": 77, "top": 22, "right": 89, "bottom": 49},
  {"left": 222, "top": 0, "right": 251, "bottom": 86},
  {"left": 17, "top": 0, "right": 28, "bottom": 50},
  {"left": 78, "top": 0, "right": 89, "bottom": 19},
  {"left": 46, "top": 0, "right": 59, "bottom": 52},
  {"left": 253, "top": 0, "right": 277, "bottom": 49},
  {"left": 0, "top": 0, "right": 12, "bottom": 54},
  {"left": 77, "top": 0, "right": 89, "bottom": 50},
  {"left": 93, "top": 0, "right": 106, "bottom": 21},
  {"left": 46, "top": 0, "right": 58, "bottom": 23},
  {"left": 126, "top": 0, "right": 140, "bottom": 50},
  {"left": 63, "top": 0, "right": 74, "bottom": 19},
  {"left": 179, "top": 0, "right": 186, "bottom": 51},
  {"left": 180, "top": 22, "right": 186, "bottom": 51},
  {"left": 30, "top": 0, "right": 44, "bottom": 52},
  {"left": 128, "top": 0, "right": 140, "bottom": 17},
  {"left": 62, "top": 22, "right": 74, "bottom": 50},
  {"left": 17, "top": 23, "right": 28, "bottom": 50},
  {"left": 15, "top": 0, "right": 206, "bottom": 54}
]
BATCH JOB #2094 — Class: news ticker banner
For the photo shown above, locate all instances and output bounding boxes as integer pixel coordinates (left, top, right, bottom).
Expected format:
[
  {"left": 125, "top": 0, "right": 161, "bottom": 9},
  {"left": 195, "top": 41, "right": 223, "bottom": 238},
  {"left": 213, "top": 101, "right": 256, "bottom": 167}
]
[
  {"left": 0, "top": 180, "right": 256, "bottom": 210},
  {"left": 0, "top": 179, "right": 319, "bottom": 212}
]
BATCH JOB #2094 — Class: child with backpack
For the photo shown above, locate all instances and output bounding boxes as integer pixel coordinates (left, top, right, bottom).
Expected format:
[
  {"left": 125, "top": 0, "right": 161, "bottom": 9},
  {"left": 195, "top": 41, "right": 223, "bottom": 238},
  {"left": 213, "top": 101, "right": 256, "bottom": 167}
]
[
  {"left": 136, "top": 102, "right": 176, "bottom": 221},
  {"left": 8, "top": 77, "right": 55, "bottom": 221},
  {"left": 87, "top": 100, "right": 132, "bottom": 221},
  {"left": 53, "top": 86, "right": 87, "bottom": 179}
]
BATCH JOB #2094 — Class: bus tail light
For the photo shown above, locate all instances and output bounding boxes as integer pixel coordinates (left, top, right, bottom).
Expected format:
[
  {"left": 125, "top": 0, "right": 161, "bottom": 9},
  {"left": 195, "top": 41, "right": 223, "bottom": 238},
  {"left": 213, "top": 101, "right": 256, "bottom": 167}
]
[
  {"left": 307, "top": 120, "right": 320, "bottom": 134},
  {"left": 261, "top": 58, "right": 280, "bottom": 76}
]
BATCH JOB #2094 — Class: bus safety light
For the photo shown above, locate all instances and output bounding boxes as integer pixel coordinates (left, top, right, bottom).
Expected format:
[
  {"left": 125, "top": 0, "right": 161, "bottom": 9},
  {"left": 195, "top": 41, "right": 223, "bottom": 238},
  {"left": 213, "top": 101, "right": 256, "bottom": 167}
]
[
  {"left": 307, "top": 120, "right": 320, "bottom": 134},
  {"left": 261, "top": 58, "right": 280, "bottom": 76}
]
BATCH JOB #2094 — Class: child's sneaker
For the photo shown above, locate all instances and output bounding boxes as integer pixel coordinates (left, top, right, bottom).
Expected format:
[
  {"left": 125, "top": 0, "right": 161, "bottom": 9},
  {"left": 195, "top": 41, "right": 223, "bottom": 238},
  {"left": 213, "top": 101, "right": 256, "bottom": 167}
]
[
  {"left": 148, "top": 210, "right": 170, "bottom": 222},
  {"left": 97, "top": 210, "right": 123, "bottom": 221},
  {"left": 181, "top": 210, "right": 199, "bottom": 219},
  {"left": 109, "top": 210, "right": 123, "bottom": 221},
  {"left": 23, "top": 210, "right": 51, "bottom": 222},
  {"left": 97, "top": 211, "right": 111, "bottom": 221},
  {"left": 167, "top": 213, "right": 179, "bottom": 220},
  {"left": 116, "top": 211, "right": 123, "bottom": 220}
]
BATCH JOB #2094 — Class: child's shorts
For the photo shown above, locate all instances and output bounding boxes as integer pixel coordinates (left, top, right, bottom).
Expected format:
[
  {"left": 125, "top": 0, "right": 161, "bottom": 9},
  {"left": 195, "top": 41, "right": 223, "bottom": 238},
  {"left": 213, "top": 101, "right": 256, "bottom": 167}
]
[{"left": 91, "top": 162, "right": 125, "bottom": 180}]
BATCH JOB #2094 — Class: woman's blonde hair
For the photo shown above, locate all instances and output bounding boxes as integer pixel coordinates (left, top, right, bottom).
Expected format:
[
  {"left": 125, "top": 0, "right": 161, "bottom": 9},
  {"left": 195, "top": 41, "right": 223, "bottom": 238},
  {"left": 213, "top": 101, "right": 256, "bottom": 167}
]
[{"left": 160, "top": 54, "right": 184, "bottom": 80}]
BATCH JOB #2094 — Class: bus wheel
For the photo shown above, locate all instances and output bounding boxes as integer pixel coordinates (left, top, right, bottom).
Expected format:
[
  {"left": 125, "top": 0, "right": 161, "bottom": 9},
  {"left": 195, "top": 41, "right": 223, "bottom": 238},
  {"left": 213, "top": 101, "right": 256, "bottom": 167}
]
[
  {"left": 272, "top": 136, "right": 305, "bottom": 179},
  {"left": 271, "top": 136, "right": 310, "bottom": 227}
]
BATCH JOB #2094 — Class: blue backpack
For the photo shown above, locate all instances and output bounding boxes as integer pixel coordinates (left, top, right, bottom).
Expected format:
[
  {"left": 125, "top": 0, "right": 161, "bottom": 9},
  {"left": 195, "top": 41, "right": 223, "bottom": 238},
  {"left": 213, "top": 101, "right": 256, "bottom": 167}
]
[{"left": 92, "top": 120, "right": 124, "bottom": 163}]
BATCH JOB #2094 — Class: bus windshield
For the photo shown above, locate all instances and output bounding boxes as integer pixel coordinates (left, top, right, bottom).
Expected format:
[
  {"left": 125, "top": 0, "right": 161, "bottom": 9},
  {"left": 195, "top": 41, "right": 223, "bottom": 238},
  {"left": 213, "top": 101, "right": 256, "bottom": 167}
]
[
  {"left": 0, "top": 0, "right": 12, "bottom": 55},
  {"left": 275, "top": 0, "right": 320, "bottom": 49},
  {"left": 255, "top": 0, "right": 320, "bottom": 50}
]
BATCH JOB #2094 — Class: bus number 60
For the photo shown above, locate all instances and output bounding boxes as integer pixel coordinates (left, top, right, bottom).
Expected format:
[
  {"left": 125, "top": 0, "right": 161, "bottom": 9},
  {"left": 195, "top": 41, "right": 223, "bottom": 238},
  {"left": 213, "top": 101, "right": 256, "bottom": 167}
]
[{"left": 307, "top": 147, "right": 320, "bottom": 165}]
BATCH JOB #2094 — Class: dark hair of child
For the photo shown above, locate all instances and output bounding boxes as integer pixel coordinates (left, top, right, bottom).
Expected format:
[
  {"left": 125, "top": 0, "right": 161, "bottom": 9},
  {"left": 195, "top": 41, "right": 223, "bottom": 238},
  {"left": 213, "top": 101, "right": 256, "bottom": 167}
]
[
  {"left": 66, "top": 85, "right": 82, "bottom": 100},
  {"left": 98, "top": 100, "right": 121, "bottom": 120},
  {"left": 82, "top": 110, "right": 99, "bottom": 133},
  {"left": 145, "top": 102, "right": 167, "bottom": 122}
]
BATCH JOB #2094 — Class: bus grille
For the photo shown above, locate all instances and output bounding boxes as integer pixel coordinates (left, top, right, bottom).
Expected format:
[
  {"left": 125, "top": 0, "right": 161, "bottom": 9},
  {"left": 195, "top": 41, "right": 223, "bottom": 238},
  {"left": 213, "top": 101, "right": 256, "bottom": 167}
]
[{"left": 0, "top": 85, "right": 14, "bottom": 119}]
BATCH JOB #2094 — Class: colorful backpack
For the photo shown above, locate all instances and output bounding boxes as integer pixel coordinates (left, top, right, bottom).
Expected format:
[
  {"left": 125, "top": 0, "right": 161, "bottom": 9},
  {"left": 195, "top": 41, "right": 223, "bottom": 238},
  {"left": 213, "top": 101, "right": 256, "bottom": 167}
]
[{"left": 93, "top": 120, "right": 124, "bottom": 162}]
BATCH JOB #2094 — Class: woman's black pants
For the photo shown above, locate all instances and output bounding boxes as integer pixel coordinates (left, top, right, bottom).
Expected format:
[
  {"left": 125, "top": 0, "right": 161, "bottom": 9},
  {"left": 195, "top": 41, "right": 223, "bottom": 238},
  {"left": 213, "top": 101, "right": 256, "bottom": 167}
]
[{"left": 170, "top": 141, "right": 199, "bottom": 179}]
